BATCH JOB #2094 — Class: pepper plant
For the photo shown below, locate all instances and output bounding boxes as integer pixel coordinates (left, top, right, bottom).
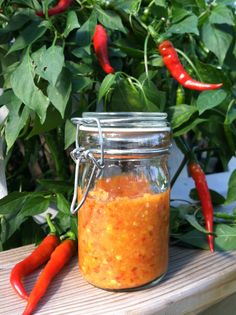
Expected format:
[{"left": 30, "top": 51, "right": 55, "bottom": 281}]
[{"left": 0, "top": 0, "right": 236, "bottom": 250}]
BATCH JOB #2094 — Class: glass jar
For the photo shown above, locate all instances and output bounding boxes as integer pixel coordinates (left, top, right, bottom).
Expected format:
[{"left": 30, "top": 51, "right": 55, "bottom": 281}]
[{"left": 70, "top": 112, "right": 171, "bottom": 291}]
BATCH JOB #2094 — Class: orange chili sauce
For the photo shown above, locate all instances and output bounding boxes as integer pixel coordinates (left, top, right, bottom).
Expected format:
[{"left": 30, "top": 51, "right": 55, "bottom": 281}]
[{"left": 78, "top": 174, "right": 170, "bottom": 290}]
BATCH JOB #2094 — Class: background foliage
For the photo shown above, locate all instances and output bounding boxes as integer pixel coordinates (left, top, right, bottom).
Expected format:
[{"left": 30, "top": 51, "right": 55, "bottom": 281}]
[{"left": 0, "top": 0, "right": 236, "bottom": 250}]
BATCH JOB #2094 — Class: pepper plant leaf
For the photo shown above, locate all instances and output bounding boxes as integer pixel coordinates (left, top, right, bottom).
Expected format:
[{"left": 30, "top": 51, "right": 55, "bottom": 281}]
[
  {"left": 47, "top": 68, "right": 72, "bottom": 118},
  {"left": 20, "top": 195, "right": 50, "bottom": 217},
  {"left": 32, "top": 45, "right": 65, "bottom": 86},
  {"left": 167, "top": 14, "right": 199, "bottom": 35},
  {"left": 5, "top": 95, "right": 30, "bottom": 152},
  {"left": 96, "top": 7, "right": 127, "bottom": 33},
  {"left": 0, "top": 192, "right": 29, "bottom": 215},
  {"left": 225, "top": 169, "right": 236, "bottom": 204},
  {"left": 196, "top": 89, "right": 227, "bottom": 114},
  {"left": 225, "top": 101, "right": 236, "bottom": 124},
  {"left": 190, "top": 188, "right": 226, "bottom": 205},
  {"left": 173, "top": 118, "right": 206, "bottom": 137},
  {"left": 168, "top": 105, "right": 197, "bottom": 129},
  {"left": 177, "top": 224, "right": 236, "bottom": 251},
  {"left": 209, "top": 4, "right": 235, "bottom": 26},
  {"left": 154, "top": 0, "right": 166, "bottom": 7},
  {"left": 98, "top": 73, "right": 116, "bottom": 102},
  {"left": 64, "top": 119, "right": 76, "bottom": 149},
  {"left": 10, "top": 50, "right": 50, "bottom": 123},
  {"left": 56, "top": 193, "right": 70, "bottom": 215},
  {"left": 202, "top": 21, "right": 233, "bottom": 64},
  {"left": 63, "top": 10, "right": 80, "bottom": 38},
  {"left": 7, "top": 20, "right": 49, "bottom": 54},
  {"left": 27, "top": 106, "right": 63, "bottom": 139},
  {"left": 0, "top": 9, "right": 34, "bottom": 34},
  {"left": 75, "top": 11, "right": 97, "bottom": 47}
]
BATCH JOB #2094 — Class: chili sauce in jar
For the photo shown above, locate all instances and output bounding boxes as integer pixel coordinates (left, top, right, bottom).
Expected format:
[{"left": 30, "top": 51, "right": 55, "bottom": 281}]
[{"left": 70, "top": 112, "right": 171, "bottom": 291}]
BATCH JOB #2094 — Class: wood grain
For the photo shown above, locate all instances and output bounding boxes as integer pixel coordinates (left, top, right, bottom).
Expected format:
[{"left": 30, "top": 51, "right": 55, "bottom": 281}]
[{"left": 1, "top": 245, "right": 236, "bottom": 315}]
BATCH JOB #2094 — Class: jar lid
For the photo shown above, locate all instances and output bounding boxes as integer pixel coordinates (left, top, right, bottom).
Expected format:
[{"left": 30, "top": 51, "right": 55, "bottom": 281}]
[{"left": 71, "top": 112, "right": 170, "bottom": 132}]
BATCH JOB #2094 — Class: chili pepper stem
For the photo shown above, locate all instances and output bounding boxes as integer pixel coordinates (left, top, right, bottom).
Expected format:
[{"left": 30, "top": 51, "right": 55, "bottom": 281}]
[
  {"left": 60, "top": 231, "right": 76, "bottom": 241},
  {"left": 46, "top": 214, "right": 57, "bottom": 235}
]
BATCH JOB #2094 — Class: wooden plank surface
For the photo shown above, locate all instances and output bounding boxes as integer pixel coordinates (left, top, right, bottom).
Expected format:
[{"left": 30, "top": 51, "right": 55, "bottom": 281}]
[{"left": 1, "top": 245, "right": 236, "bottom": 315}]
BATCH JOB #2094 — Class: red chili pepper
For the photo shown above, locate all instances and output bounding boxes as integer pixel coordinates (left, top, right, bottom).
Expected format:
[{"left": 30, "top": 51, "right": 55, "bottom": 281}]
[
  {"left": 10, "top": 215, "right": 60, "bottom": 300},
  {"left": 188, "top": 161, "right": 214, "bottom": 252},
  {"left": 159, "top": 40, "right": 223, "bottom": 91},
  {"left": 36, "top": 0, "right": 72, "bottom": 17},
  {"left": 22, "top": 237, "right": 76, "bottom": 315},
  {"left": 93, "top": 25, "right": 114, "bottom": 74}
]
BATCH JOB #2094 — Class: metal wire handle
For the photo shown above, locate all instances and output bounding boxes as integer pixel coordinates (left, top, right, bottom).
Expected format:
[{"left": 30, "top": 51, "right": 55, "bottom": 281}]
[{"left": 70, "top": 118, "right": 104, "bottom": 215}]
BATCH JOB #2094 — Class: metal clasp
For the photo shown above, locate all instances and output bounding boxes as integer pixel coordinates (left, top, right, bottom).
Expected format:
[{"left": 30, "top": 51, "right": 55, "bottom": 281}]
[{"left": 70, "top": 118, "right": 104, "bottom": 215}]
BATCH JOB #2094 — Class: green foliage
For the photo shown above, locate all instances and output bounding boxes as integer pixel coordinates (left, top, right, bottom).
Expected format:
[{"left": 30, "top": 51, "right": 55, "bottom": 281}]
[{"left": 0, "top": 0, "right": 235, "bottom": 250}]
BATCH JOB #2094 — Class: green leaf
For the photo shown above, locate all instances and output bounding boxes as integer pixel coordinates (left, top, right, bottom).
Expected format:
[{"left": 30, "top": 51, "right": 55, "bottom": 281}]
[
  {"left": 181, "top": 223, "right": 236, "bottom": 251},
  {"left": 194, "top": 60, "right": 231, "bottom": 90},
  {"left": 38, "top": 180, "right": 73, "bottom": 194},
  {"left": 112, "top": 0, "right": 140, "bottom": 13},
  {"left": 10, "top": 0, "right": 41, "bottom": 9},
  {"left": 225, "top": 101, "right": 236, "bottom": 124},
  {"left": 173, "top": 118, "right": 206, "bottom": 137},
  {"left": 27, "top": 106, "right": 63, "bottom": 138},
  {"left": 142, "top": 81, "right": 166, "bottom": 111},
  {"left": 177, "top": 229, "right": 209, "bottom": 250},
  {"left": 96, "top": 7, "right": 127, "bottom": 33},
  {"left": 10, "top": 50, "right": 50, "bottom": 123},
  {"left": 0, "top": 192, "right": 29, "bottom": 215},
  {"left": 225, "top": 169, "right": 236, "bottom": 204},
  {"left": 0, "top": 10, "right": 34, "bottom": 33},
  {"left": 214, "top": 224, "right": 236, "bottom": 250},
  {"left": 20, "top": 195, "right": 50, "bottom": 217},
  {"left": 0, "top": 90, "right": 15, "bottom": 105},
  {"left": 8, "top": 20, "right": 49, "bottom": 54},
  {"left": 114, "top": 38, "right": 144, "bottom": 57},
  {"left": 32, "top": 45, "right": 65, "bottom": 86},
  {"left": 5, "top": 95, "right": 30, "bottom": 151},
  {"left": 168, "top": 15, "right": 199, "bottom": 35},
  {"left": 64, "top": 119, "right": 76, "bottom": 149},
  {"left": 196, "top": 90, "right": 227, "bottom": 114},
  {"left": 47, "top": 68, "right": 72, "bottom": 118},
  {"left": 1, "top": 212, "right": 27, "bottom": 244},
  {"left": 110, "top": 79, "right": 158, "bottom": 112},
  {"left": 64, "top": 10, "right": 80, "bottom": 38},
  {"left": 171, "top": 8, "right": 191, "bottom": 24},
  {"left": 168, "top": 105, "right": 197, "bottom": 129},
  {"left": 202, "top": 22, "right": 233, "bottom": 64},
  {"left": 154, "top": 0, "right": 166, "bottom": 7},
  {"left": 209, "top": 4, "right": 235, "bottom": 26},
  {"left": 20, "top": 218, "right": 46, "bottom": 246},
  {"left": 72, "top": 76, "right": 93, "bottom": 93},
  {"left": 184, "top": 214, "right": 208, "bottom": 234},
  {"left": 66, "top": 61, "right": 93, "bottom": 75},
  {"left": 98, "top": 73, "right": 116, "bottom": 102},
  {"left": 56, "top": 193, "right": 70, "bottom": 214},
  {"left": 190, "top": 188, "right": 226, "bottom": 205},
  {"left": 76, "top": 11, "right": 97, "bottom": 47}
]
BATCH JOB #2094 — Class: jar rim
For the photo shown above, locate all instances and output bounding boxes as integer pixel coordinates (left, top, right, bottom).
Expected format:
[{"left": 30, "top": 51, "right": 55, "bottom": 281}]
[{"left": 72, "top": 112, "right": 171, "bottom": 132}]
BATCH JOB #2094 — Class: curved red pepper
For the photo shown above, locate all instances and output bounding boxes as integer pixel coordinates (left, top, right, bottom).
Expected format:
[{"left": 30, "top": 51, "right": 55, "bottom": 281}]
[
  {"left": 93, "top": 25, "right": 114, "bottom": 74},
  {"left": 22, "top": 239, "right": 76, "bottom": 315},
  {"left": 36, "top": 0, "right": 72, "bottom": 17},
  {"left": 159, "top": 40, "right": 223, "bottom": 91},
  {"left": 10, "top": 234, "right": 60, "bottom": 300},
  {"left": 188, "top": 161, "right": 214, "bottom": 252}
]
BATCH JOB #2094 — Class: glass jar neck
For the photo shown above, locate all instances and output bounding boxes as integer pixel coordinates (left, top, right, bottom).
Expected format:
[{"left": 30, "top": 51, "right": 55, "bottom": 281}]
[{"left": 71, "top": 112, "right": 171, "bottom": 158}]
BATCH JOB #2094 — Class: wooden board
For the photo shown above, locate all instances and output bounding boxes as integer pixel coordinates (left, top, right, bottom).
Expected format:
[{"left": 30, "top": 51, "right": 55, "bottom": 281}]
[{"left": 1, "top": 245, "right": 236, "bottom": 315}]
